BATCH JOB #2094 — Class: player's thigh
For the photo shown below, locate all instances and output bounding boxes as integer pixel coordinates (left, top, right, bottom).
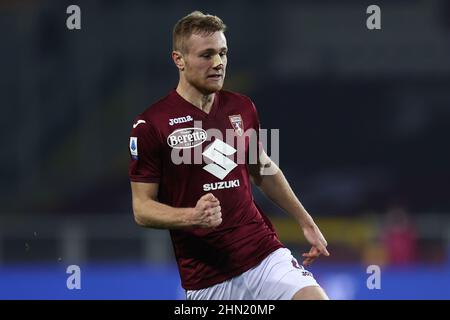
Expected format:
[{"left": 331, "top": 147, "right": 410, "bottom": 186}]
[
  {"left": 292, "top": 285, "right": 329, "bottom": 300},
  {"left": 248, "top": 248, "right": 321, "bottom": 300}
]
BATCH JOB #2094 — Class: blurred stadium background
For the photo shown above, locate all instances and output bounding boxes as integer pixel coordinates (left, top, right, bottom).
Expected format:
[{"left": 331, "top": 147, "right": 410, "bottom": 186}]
[{"left": 1, "top": 0, "right": 450, "bottom": 299}]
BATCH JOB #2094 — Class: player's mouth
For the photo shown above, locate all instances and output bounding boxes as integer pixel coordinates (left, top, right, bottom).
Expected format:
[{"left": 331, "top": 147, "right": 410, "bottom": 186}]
[{"left": 207, "top": 74, "right": 223, "bottom": 81}]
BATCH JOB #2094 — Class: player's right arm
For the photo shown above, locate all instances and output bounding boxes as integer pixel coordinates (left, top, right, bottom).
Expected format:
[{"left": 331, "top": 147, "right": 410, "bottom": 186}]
[{"left": 131, "top": 181, "right": 222, "bottom": 229}]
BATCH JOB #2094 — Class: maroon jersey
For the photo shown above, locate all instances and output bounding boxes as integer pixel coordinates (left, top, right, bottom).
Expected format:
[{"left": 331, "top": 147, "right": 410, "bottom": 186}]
[{"left": 128, "top": 89, "right": 283, "bottom": 290}]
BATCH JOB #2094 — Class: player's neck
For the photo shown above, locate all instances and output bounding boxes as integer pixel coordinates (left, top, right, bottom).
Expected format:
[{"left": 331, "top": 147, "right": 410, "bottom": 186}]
[{"left": 176, "top": 82, "right": 215, "bottom": 114}]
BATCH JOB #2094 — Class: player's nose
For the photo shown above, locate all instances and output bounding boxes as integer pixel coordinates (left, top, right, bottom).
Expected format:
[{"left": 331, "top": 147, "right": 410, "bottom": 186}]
[{"left": 212, "top": 54, "right": 223, "bottom": 69}]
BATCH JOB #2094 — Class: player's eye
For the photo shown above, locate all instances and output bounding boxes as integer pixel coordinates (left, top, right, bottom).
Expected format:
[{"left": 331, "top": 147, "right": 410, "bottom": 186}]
[
  {"left": 219, "top": 52, "right": 227, "bottom": 57},
  {"left": 201, "top": 54, "right": 211, "bottom": 58}
]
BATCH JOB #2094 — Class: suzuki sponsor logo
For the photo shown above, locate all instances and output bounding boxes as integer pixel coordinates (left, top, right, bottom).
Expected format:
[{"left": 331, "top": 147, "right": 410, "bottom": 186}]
[
  {"left": 167, "top": 127, "right": 207, "bottom": 149},
  {"left": 203, "top": 179, "right": 240, "bottom": 191},
  {"left": 202, "top": 139, "right": 237, "bottom": 180}
]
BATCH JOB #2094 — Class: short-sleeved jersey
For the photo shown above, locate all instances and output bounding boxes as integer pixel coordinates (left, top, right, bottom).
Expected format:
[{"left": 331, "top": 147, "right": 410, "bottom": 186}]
[{"left": 129, "top": 89, "right": 283, "bottom": 290}]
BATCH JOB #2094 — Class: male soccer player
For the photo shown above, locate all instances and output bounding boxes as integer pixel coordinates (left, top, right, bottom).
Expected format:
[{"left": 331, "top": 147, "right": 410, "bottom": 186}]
[{"left": 129, "top": 11, "right": 330, "bottom": 300}]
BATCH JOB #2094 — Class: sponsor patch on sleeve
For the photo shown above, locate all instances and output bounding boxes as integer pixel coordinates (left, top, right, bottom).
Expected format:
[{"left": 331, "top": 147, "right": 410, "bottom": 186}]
[{"left": 129, "top": 137, "right": 138, "bottom": 160}]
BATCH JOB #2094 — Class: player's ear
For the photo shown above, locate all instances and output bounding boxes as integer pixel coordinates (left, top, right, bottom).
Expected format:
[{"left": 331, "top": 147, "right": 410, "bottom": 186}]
[{"left": 172, "top": 51, "right": 185, "bottom": 71}]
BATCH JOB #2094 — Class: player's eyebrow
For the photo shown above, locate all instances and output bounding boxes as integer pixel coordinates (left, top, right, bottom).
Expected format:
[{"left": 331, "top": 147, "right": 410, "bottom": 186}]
[{"left": 199, "top": 47, "right": 228, "bottom": 54}]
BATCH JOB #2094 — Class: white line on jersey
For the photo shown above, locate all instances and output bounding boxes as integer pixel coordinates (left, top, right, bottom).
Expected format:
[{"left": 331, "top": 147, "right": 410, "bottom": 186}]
[{"left": 133, "top": 120, "right": 146, "bottom": 129}]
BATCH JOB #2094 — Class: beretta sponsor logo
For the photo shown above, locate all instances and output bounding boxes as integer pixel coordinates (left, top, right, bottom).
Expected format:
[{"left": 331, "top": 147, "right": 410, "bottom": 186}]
[{"left": 167, "top": 127, "right": 207, "bottom": 149}]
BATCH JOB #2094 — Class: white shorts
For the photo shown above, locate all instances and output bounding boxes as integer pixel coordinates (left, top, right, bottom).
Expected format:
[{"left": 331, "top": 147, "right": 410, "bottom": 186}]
[{"left": 186, "top": 248, "right": 320, "bottom": 300}]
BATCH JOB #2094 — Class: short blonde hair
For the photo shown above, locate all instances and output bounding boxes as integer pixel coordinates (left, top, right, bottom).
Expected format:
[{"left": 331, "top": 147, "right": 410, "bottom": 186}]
[{"left": 173, "top": 11, "right": 227, "bottom": 53}]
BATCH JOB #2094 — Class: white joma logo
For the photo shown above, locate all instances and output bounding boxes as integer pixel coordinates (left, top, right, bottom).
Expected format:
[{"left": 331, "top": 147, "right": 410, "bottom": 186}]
[
  {"left": 169, "top": 115, "right": 193, "bottom": 126},
  {"left": 133, "top": 120, "right": 146, "bottom": 128}
]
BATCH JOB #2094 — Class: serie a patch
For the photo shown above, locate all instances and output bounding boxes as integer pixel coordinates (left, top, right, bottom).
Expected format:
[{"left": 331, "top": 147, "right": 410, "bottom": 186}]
[{"left": 129, "top": 137, "right": 138, "bottom": 160}]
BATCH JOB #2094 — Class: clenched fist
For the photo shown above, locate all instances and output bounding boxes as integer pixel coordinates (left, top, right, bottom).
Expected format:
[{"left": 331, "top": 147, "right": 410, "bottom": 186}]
[{"left": 190, "top": 193, "right": 222, "bottom": 228}]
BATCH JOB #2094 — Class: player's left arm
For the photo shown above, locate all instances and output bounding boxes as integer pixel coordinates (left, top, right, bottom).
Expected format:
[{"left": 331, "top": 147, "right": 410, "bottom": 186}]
[{"left": 248, "top": 150, "right": 330, "bottom": 266}]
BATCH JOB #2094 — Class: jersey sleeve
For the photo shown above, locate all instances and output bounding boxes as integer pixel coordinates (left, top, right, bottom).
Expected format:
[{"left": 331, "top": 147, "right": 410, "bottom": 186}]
[{"left": 128, "top": 119, "right": 162, "bottom": 183}]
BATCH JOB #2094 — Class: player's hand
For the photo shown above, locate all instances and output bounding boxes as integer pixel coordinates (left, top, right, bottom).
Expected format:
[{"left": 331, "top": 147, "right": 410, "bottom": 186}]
[
  {"left": 192, "top": 193, "right": 222, "bottom": 228},
  {"left": 301, "top": 223, "right": 330, "bottom": 266}
]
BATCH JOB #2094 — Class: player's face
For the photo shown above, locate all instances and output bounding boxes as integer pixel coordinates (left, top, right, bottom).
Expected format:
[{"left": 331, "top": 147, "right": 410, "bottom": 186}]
[{"left": 183, "top": 31, "right": 228, "bottom": 94}]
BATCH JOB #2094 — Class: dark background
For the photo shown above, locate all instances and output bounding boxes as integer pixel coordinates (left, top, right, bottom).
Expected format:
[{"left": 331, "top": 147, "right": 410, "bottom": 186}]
[{"left": 0, "top": 0, "right": 449, "bottom": 299}]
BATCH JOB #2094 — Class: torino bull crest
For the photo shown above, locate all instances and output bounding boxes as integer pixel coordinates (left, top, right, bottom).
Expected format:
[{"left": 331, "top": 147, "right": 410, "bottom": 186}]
[{"left": 228, "top": 115, "right": 244, "bottom": 136}]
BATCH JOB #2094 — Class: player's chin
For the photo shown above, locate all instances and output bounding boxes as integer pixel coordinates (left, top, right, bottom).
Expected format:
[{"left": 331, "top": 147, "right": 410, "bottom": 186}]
[{"left": 202, "top": 82, "right": 224, "bottom": 93}]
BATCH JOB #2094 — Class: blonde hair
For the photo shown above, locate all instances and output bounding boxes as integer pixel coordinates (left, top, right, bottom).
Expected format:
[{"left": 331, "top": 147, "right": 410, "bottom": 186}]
[{"left": 173, "top": 11, "right": 226, "bottom": 53}]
